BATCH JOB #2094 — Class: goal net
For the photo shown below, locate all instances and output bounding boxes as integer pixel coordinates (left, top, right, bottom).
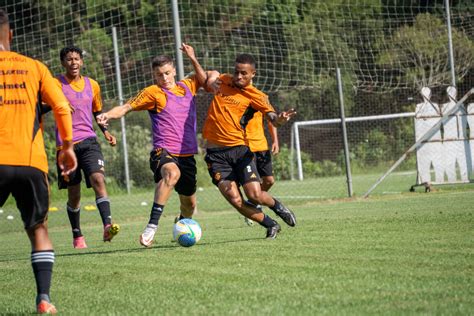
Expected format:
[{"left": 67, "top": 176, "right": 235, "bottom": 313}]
[{"left": 3, "top": 1, "right": 474, "bottom": 204}]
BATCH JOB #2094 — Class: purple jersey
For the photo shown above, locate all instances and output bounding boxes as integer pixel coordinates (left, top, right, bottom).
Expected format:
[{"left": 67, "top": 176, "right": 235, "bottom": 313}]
[
  {"left": 55, "top": 75, "right": 96, "bottom": 146},
  {"left": 148, "top": 82, "right": 197, "bottom": 155}
]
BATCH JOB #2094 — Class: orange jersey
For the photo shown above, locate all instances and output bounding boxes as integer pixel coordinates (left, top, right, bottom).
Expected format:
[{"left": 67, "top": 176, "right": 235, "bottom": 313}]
[
  {"left": 0, "top": 51, "right": 73, "bottom": 173},
  {"left": 54, "top": 75, "right": 103, "bottom": 112},
  {"left": 246, "top": 111, "right": 268, "bottom": 152},
  {"left": 203, "top": 74, "right": 275, "bottom": 147},
  {"left": 128, "top": 77, "right": 200, "bottom": 111}
]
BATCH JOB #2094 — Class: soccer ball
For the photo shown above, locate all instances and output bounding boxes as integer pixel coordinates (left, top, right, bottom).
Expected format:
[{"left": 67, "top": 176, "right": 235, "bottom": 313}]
[{"left": 173, "top": 218, "right": 202, "bottom": 247}]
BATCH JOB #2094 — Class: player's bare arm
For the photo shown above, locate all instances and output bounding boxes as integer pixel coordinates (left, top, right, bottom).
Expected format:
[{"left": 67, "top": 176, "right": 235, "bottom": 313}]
[
  {"left": 58, "top": 140, "right": 78, "bottom": 177},
  {"left": 266, "top": 108, "right": 297, "bottom": 127},
  {"left": 94, "top": 111, "right": 117, "bottom": 146},
  {"left": 97, "top": 103, "right": 132, "bottom": 127},
  {"left": 180, "top": 43, "right": 207, "bottom": 86},
  {"left": 268, "top": 120, "right": 279, "bottom": 154}
]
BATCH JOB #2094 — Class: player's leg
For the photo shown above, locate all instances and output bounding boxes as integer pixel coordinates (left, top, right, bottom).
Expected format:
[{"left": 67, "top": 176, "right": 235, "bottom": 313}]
[
  {"left": 175, "top": 156, "right": 197, "bottom": 221},
  {"left": 244, "top": 150, "right": 273, "bottom": 225},
  {"left": 140, "top": 149, "right": 180, "bottom": 247},
  {"left": 83, "top": 138, "right": 119, "bottom": 242},
  {"left": 66, "top": 184, "right": 88, "bottom": 248},
  {"left": 4, "top": 166, "right": 57, "bottom": 314},
  {"left": 205, "top": 146, "right": 281, "bottom": 238},
  {"left": 239, "top": 148, "right": 296, "bottom": 228},
  {"left": 217, "top": 180, "right": 281, "bottom": 239},
  {"left": 261, "top": 175, "right": 275, "bottom": 192}
]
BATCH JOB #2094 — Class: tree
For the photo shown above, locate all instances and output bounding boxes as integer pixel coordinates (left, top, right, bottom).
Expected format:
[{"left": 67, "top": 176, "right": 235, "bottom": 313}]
[{"left": 376, "top": 13, "right": 474, "bottom": 89}]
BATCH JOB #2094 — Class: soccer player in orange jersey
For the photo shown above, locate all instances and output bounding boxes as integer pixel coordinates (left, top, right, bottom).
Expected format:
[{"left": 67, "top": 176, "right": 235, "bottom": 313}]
[
  {"left": 44, "top": 46, "right": 120, "bottom": 249},
  {"left": 203, "top": 53, "right": 296, "bottom": 239},
  {"left": 97, "top": 43, "right": 208, "bottom": 247},
  {"left": 0, "top": 9, "right": 77, "bottom": 314},
  {"left": 243, "top": 110, "right": 279, "bottom": 226}
]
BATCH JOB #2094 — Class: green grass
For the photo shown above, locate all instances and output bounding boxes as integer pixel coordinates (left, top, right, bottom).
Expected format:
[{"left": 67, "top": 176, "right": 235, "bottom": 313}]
[{"left": 0, "top": 188, "right": 473, "bottom": 315}]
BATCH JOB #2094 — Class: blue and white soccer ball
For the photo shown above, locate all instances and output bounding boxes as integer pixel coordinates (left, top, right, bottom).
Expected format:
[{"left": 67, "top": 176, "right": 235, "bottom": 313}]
[{"left": 173, "top": 218, "right": 202, "bottom": 247}]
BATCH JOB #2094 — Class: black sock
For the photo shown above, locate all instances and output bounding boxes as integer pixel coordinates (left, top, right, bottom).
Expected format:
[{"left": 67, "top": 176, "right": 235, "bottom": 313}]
[
  {"left": 259, "top": 214, "right": 277, "bottom": 228},
  {"left": 96, "top": 196, "right": 112, "bottom": 226},
  {"left": 31, "top": 250, "right": 54, "bottom": 305},
  {"left": 148, "top": 203, "right": 164, "bottom": 226},
  {"left": 67, "top": 204, "right": 82, "bottom": 238},
  {"left": 269, "top": 198, "right": 280, "bottom": 211}
]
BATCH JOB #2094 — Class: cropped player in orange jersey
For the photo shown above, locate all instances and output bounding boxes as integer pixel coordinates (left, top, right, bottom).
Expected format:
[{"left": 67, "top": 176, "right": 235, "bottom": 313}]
[
  {"left": 0, "top": 8, "right": 77, "bottom": 314},
  {"left": 202, "top": 53, "right": 297, "bottom": 239},
  {"left": 242, "top": 110, "right": 279, "bottom": 226}
]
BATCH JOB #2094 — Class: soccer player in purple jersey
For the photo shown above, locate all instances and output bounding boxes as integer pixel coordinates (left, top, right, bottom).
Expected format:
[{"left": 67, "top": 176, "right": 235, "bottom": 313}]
[
  {"left": 97, "top": 43, "right": 208, "bottom": 247},
  {"left": 45, "top": 46, "right": 120, "bottom": 248}
]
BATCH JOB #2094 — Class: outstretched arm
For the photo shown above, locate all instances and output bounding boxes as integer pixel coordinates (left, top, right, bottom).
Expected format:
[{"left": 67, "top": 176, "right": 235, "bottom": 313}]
[
  {"left": 93, "top": 111, "right": 117, "bottom": 146},
  {"left": 266, "top": 108, "right": 297, "bottom": 128},
  {"left": 180, "top": 43, "right": 207, "bottom": 87},
  {"left": 96, "top": 103, "right": 132, "bottom": 128}
]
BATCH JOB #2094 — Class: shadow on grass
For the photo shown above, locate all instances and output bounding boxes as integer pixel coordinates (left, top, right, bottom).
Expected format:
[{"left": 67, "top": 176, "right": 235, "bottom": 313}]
[{"left": 0, "top": 236, "right": 263, "bottom": 263}]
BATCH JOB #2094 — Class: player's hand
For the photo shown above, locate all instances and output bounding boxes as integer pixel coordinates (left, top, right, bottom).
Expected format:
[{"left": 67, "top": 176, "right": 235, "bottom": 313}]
[
  {"left": 96, "top": 113, "right": 109, "bottom": 127},
  {"left": 58, "top": 141, "right": 77, "bottom": 180},
  {"left": 276, "top": 108, "right": 297, "bottom": 126},
  {"left": 180, "top": 43, "right": 196, "bottom": 60},
  {"left": 271, "top": 142, "right": 280, "bottom": 155},
  {"left": 104, "top": 131, "right": 117, "bottom": 147}
]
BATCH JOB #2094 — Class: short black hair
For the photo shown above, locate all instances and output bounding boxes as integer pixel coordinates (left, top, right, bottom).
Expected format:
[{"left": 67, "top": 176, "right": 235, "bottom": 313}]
[
  {"left": 235, "top": 54, "right": 256, "bottom": 68},
  {"left": 152, "top": 55, "right": 174, "bottom": 69},
  {"left": 0, "top": 9, "right": 9, "bottom": 27},
  {"left": 60, "top": 46, "right": 83, "bottom": 61}
]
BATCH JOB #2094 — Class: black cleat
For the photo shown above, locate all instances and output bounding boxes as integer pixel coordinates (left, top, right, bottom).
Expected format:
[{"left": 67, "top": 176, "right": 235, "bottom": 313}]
[
  {"left": 266, "top": 223, "right": 281, "bottom": 239},
  {"left": 272, "top": 199, "right": 296, "bottom": 227}
]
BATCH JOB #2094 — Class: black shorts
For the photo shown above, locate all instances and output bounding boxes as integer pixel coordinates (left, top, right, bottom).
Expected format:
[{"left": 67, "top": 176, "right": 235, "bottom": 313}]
[
  {"left": 254, "top": 150, "right": 273, "bottom": 177},
  {"left": 149, "top": 148, "right": 197, "bottom": 196},
  {"left": 205, "top": 145, "right": 261, "bottom": 186},
  {"left": 57, "top": 137, "right": 105, "bottom": 189},
  {"left": 0, "top": 165, "right": 50, "bottom": 229}
]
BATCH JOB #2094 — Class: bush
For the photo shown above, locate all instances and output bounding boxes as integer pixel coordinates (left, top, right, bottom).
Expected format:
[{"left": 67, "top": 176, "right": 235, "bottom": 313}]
[{"left": 273, "top": 144, "right": 342, "bottom": 180}]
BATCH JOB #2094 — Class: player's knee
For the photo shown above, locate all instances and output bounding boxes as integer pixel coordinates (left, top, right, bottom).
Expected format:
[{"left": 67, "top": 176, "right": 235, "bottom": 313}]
[
  {"left": 89, "top": 172, "right": 105, "bottom": 187},
  {"left": 246, "top": 191, "right": 264, "bottom": 205},
  {"left": 227, "top": 194, "right": 243, "bottom": 209},
  {"left": 163, "top": 172, "right": 179, "bottom": 187},
  {"left": 263, "top": 177, "right": 275, "bottom": 188}
]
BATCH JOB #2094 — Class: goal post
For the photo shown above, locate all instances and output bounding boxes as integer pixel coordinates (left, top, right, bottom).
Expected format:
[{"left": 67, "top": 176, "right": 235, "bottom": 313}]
[{"left": 363, "top": 88, "right": 474, "bottom": 197}]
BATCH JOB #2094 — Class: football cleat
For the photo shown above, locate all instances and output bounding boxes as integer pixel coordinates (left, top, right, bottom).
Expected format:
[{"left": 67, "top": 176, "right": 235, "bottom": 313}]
[
  {"left": 37, "top": 300, "right": 57, "bottom": 314},
  {"left": 73, "top": 236, "right": 88, "bottom": 249},
  {"left": 140, "top": 223, "right": 158, "bottom": 247},
  {"left": 103, "top": 223, "right": 120, "bottom": 242},
  {"left": 266, "top": 223, "right": 281, "bottom": 239},
  {"left": 271, "top": 199, "right": 296, "bottom": 227}
]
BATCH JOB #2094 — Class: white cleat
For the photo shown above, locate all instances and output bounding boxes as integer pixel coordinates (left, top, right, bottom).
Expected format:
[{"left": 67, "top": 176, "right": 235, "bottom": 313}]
[{"left": 139, "top": 224, "right": 157, "bottom": 247}]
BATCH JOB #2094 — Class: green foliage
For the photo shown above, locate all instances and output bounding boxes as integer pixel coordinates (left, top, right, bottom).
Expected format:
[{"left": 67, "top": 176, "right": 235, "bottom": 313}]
[
  {"left": 98, "top": 124, "right": 153, "bottom": 188},
  {"left": 273, "top": 145, "right": 342, "bottom": 180},
  {"left": 377, "top": 13, "right": 474, "bottom": 88}
]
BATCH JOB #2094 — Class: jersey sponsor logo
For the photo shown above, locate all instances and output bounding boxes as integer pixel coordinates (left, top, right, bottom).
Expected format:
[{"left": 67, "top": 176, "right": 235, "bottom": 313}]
[
  {"left": 0, "top": 97, "right": 27, "bottom": 105},
  {"left": 219, "top": 93, "right": 242, "bottom": 107},
  {"left": 0, "top": 69, "right": 29, "bottom": 75},
  {"left": 0, "top": 81, "right": 27, "bottom": 89}
]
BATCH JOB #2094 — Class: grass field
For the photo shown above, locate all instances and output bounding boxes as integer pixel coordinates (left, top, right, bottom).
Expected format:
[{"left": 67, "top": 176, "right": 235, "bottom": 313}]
[{"left": 1, "top": 183, "right": 473, "bottom": 315}]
